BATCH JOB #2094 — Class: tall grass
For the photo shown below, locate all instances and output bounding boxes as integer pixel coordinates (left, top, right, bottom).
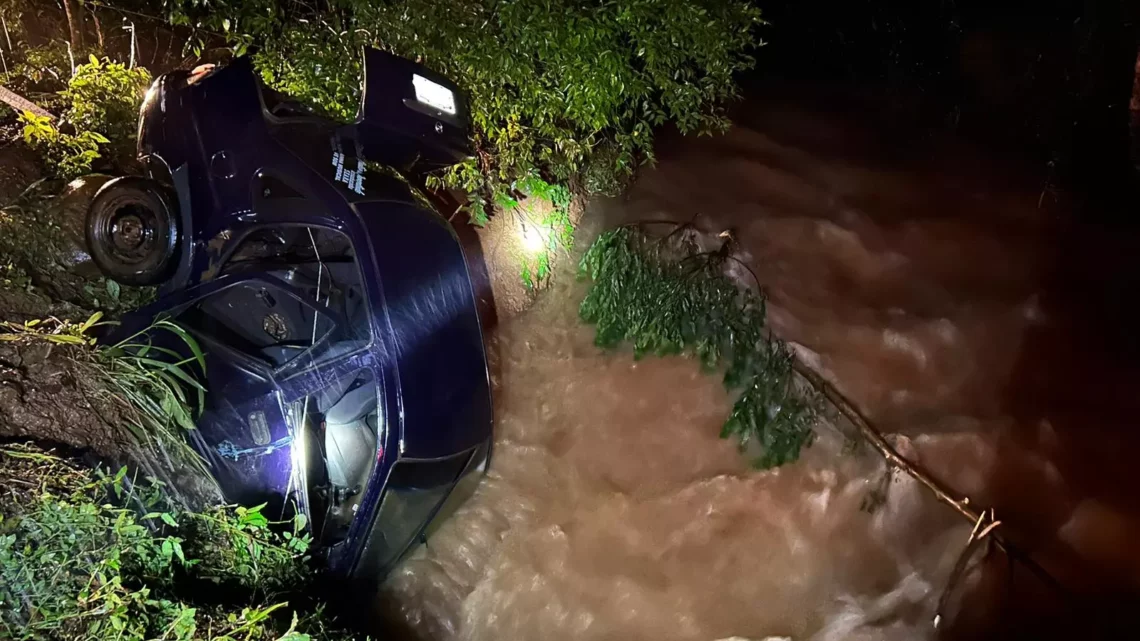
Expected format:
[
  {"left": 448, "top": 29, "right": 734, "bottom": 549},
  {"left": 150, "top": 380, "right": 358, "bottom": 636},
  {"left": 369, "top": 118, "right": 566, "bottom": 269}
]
[
  {"left": 0, "top": 313, "right": 212, "bottom": 488},
  {"left": 94, "top": 318, "right": 209, "bottom": 474}
]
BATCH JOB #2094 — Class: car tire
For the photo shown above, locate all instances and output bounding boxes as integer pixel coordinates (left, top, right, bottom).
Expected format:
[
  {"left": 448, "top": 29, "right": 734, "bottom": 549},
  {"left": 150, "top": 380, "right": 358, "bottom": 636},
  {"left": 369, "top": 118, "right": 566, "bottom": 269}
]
[{"left": 85, "top": 176, "right": 181, "bottom": 287}]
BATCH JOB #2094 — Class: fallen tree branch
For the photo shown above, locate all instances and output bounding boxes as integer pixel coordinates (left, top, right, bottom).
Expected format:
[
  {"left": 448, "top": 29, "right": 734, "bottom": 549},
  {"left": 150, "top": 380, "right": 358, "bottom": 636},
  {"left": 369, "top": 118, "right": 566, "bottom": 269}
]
[
  {"left": 0, "top": 85, "right": 54, "bottom": 120},
  {"left": 790, "top": 360, "right": 1076, "bottom": 617},
  {"left": 584, "top": 221, "right": 1080, "bottom": 625}
]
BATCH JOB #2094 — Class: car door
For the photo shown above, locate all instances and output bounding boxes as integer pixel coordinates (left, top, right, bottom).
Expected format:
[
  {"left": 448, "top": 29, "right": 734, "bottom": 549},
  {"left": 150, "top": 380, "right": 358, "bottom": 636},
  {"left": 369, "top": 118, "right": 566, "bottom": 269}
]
[{"left": 116, "top": 272, "right": 354, "bottom": 513}]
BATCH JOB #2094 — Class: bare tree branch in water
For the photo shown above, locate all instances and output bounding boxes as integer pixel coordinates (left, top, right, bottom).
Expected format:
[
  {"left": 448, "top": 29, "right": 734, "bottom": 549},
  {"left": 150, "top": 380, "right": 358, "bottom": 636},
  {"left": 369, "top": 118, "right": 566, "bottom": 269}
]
[{"left": 790, "top": 360, "right": 1076, "bottom": 623}]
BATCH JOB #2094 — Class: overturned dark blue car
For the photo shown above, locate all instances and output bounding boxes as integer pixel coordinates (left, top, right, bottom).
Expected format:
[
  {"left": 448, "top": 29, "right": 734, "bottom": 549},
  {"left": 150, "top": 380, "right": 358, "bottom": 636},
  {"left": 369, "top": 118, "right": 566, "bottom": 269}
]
[{"left": 84, "top": 48, "right": 492, "bottom": 580}]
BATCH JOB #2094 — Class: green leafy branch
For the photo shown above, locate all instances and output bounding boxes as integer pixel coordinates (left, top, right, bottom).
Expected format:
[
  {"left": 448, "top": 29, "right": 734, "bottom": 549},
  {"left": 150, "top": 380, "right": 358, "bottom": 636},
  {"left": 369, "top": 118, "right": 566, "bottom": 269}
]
[
  {"left": 497, "top": 172, "right": 574, "bottom": 289},
  {"left": 578, "top": 226, "right": 818, "bottom": 468},
  {"left": 19, "top": 111, "right": 108, "bottom": 179}
]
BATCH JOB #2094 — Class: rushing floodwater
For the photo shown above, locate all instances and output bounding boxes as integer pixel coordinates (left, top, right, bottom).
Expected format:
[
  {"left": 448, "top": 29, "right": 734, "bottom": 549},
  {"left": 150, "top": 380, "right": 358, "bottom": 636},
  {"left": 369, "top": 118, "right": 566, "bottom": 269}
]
[{"left": 378, "top": 94, "right": 1140, "bottom": 640}]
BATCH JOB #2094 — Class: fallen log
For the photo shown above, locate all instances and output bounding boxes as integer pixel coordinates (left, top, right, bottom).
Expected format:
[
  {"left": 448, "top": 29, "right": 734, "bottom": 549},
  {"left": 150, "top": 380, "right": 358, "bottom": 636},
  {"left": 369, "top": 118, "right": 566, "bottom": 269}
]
[{"left": 0, "top": 85, "right": 54, "bottom": 120}]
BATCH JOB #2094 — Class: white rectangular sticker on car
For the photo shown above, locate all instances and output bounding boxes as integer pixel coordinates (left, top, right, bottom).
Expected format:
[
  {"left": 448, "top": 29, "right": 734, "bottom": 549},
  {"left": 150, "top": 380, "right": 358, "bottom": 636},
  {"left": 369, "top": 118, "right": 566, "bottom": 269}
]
[
  {"left": 412, "top": 74, "right": 456, "bottom": 115},
  {"left": 330, "top": 136, "right": 366, "bottom": 196}
]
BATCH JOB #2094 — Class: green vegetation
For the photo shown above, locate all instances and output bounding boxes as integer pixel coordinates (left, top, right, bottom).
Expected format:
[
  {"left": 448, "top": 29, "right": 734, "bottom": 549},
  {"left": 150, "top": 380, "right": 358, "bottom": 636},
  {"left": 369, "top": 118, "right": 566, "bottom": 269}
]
[
  {"left": 60, "top": 56, "right": 153, "bottom": 166},
  {"left": 0, "top": 40, "right": 72, "bottom": 96},
  {"left": 0, "top": 313, "right": 210, "bottom": 477},
  {"left": 0, "top": 179, "right": 155, "bottom": 313},
  {"left": 499, "top": 172, "right": 574, "bottom": 289},
  {"left": 0, "top": 443, "right": 350, "bottom": 641},
  {"left": 578, "top": 226, "right": 818, "bottom": 468},
  {"left": 16, "top": 55, "right": 150, "bottom": 178},
  {"left": 18, "top": 112, "right": 108, "bottom": 179},
  {"left": 168, "top": 0, "right": 764, "bottom": 236}
]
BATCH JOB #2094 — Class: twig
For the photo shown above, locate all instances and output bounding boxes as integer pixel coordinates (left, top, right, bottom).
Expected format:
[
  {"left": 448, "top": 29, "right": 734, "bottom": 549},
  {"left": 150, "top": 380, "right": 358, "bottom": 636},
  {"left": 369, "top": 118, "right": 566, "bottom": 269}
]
[
  {"left": 790, "top": 360, "right": 1076, "bottom": 610},
  {"left": 934, "top": 509, "right": 999, "bottom": 627}
]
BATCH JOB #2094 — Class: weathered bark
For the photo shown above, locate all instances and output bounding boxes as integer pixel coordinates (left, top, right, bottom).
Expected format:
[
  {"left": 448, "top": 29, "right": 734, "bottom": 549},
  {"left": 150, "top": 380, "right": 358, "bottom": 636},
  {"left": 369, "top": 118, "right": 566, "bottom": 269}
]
[{"left": 62, "top": 0, "right": 84, "bottom": 51}]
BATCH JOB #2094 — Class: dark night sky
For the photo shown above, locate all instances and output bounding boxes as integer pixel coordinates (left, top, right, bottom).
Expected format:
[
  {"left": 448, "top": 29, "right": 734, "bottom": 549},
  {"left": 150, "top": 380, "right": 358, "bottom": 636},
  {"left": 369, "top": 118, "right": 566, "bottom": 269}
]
[{"left": 753, "top": 0, "right": 1140, "bottom": 219}]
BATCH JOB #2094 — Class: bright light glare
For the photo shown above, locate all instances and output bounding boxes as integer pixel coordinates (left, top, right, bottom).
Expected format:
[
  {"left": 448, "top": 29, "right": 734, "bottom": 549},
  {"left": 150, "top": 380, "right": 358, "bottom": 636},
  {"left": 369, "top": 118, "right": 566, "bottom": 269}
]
[
  {"left": 521, "top": 223, "right": 545, "bottom": 254},
  {"left": 292, "top": 421, "right": 307, "bottom": 472},
  {"left": 143, "top": 82, "right": 159, "bottom": 105},
  {"left": 289, "top": 402, "right": 308, "bottom": 497},
  {"left": 412, "top": 74, "right": 457, "bottom": 115}
]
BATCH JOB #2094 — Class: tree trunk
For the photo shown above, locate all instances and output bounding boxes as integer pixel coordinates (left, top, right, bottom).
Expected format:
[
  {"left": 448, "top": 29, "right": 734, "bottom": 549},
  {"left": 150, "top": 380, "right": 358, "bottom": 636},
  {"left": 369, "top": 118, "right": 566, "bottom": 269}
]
[
  {"left": 91, "top": 6, "right": 105, "bottom": 51},
  {"left": 62, "top": 0, "right": 84, "bottom": 51}
]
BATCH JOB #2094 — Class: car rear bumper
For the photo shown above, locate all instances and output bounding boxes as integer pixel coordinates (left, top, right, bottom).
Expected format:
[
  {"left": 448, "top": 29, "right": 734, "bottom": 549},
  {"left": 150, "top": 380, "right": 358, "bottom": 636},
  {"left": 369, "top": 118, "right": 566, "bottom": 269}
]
[{"left": 345, "top": 438, "right": 491, "bottom": 581}]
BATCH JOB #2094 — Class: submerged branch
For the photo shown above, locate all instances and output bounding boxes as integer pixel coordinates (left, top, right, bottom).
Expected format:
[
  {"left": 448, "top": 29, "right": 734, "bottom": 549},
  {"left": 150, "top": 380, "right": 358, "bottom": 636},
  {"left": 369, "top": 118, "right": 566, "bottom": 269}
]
[
  {"left": 790, "top": 360, "right": 1075, "bottom": 619},
  {"left": 582, "top": 221, "right": 1079, "bottom": 625}
]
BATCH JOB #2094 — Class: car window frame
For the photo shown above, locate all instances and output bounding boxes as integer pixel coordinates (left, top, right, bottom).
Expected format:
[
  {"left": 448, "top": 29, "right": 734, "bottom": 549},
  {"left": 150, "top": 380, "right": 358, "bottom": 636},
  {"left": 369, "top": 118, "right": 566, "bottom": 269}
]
[
  {"left": 157, "top": 272, "right": 353, "bottom": 377},
  {"left": 205, "top": 221, "right": 375, "bottom": 381}
]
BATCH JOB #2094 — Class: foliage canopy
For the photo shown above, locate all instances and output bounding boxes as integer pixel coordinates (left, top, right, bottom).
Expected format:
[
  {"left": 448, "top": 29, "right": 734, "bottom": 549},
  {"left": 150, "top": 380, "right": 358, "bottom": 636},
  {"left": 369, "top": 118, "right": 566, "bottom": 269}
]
[{"left": 169, "top": 0, "right": 764, "bottom": 224}]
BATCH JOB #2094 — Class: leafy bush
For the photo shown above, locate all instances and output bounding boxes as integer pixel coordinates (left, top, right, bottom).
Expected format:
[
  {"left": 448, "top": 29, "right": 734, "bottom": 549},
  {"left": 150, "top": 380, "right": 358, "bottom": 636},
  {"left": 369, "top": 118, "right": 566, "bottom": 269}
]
[
  {"left": 0, "top": 41, "right": 72, "bottom": 98},
  {"left": 168, "top": 0, "right": 764, "bottom": 225},
  {"left": 15, "top": 56, "right": 149, "bottom": 178},
  {"left": 63, "top": 56, "right": 152, "bottom": 162},
  {"left": 19, "top": 111, "right": 108, "bottom": 179},
  {"left": 0, "top": 444, "right": 347, "bottom": 641},
  {"left": 578, "top": 226, "right": 818, "bottom": 468}
]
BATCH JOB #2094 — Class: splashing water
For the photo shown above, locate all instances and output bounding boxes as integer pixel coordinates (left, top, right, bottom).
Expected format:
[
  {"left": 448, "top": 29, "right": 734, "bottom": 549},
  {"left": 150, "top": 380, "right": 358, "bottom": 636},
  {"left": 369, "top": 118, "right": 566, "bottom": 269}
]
[{"left": 382, "top": 276, "right": 974, "bottom": 641}]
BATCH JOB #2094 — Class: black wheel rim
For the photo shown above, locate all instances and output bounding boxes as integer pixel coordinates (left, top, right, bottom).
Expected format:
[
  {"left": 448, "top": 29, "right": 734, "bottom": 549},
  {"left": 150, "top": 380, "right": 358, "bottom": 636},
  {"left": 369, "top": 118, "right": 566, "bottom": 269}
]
[{"left": 96, "top": 203, "right": 160, "bottom": 266}]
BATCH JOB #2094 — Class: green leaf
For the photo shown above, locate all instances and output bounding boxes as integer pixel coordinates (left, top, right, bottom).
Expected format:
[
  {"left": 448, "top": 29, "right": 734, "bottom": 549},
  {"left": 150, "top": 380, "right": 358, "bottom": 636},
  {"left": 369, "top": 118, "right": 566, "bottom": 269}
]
[{"left": 79, "top": 310, "right": 104, "bottom": 333}]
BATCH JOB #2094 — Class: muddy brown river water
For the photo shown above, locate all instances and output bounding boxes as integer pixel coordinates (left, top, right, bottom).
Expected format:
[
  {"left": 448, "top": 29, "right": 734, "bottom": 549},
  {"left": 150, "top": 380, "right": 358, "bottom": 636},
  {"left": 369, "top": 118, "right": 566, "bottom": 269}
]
[{"left": 377, "top": 95, "right": 1140, "bottom": 641}]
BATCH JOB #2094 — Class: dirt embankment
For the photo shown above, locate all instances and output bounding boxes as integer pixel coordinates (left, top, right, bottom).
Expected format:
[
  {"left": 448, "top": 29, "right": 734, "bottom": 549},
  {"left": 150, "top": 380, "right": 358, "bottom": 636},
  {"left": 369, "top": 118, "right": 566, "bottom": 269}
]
[
  {"left": 0, "top": 340, "right": 128, "bottom": 453},
  {"left": 0, "top": 142, "right": 219, "bottom": 506},
  {"left": 0, "top": 145, "right": 115, "bottom": 453}
]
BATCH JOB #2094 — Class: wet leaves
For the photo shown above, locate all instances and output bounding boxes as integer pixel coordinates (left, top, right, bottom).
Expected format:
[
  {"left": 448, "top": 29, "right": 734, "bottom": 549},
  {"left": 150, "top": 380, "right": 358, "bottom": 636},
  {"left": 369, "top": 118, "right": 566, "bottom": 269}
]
[{"left": 578, "top": 227, "right": 817, "bottom": 468}]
